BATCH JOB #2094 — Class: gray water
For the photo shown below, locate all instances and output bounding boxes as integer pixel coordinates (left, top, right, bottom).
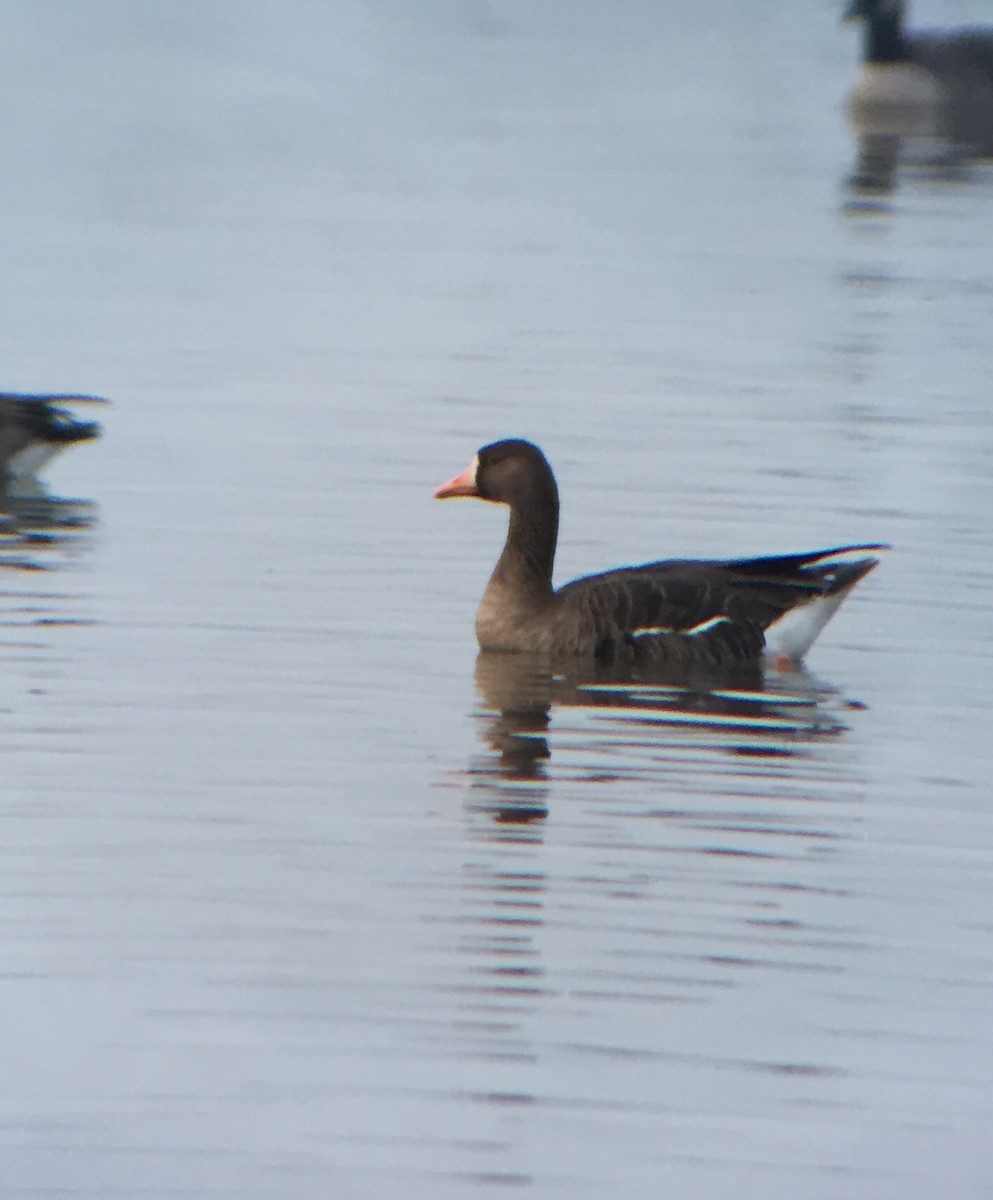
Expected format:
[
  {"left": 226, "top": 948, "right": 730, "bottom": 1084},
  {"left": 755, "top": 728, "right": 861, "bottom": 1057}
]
[{"left": 2, "top": 3, "right": 993, "bottom": 1198}]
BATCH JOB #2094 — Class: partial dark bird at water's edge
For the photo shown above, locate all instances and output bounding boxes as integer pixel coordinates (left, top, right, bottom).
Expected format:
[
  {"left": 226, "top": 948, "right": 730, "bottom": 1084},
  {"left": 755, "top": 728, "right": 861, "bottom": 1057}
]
[
  {"left": 0, "top": 393, "right": 106, "bottom": 489},
  {"left": 845, "top": 0, "right": 993, "bottom": 154}
]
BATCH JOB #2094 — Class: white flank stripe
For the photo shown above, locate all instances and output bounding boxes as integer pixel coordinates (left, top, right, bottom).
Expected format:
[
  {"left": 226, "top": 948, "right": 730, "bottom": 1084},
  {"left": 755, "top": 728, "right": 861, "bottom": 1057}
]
[
  {"left": 681, "top": 615, "right": 731, "bottom": 637},
  {"left": 632, "top": 615, "right": 730, "bottom": 639}
]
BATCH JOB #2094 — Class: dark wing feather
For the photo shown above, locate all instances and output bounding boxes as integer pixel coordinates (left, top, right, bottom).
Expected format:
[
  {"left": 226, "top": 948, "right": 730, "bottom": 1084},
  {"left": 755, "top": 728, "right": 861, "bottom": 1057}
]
[
  {"left": 722, "top": 544, "right": 886, "bottom": 623},
  {"left": 556, "top": 563, "right": 762, "bottom": 665},
  {"left": 557, "top": 561, "right": 730, "bottom": 635},
  {"left": 554, "top": 544, "right": 886, "bottom": 661}
]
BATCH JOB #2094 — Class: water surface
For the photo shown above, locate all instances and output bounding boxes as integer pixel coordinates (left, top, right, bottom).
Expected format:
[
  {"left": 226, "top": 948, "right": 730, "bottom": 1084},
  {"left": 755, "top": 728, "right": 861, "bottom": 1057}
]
[{"left": 1, "top": 3, "right": 992, "bottom": 1198}]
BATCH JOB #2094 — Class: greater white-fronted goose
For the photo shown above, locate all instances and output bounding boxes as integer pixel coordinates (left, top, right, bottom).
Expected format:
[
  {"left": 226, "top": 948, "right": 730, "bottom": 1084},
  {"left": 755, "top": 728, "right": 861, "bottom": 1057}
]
[
  {"left": 845, "top": 0, "right": 993, "bottom": 153},
  {"left": 435, "top": 439, "right": 886, "bottom": 669},
  {"left": 0, "top": 393, "right": 106, "bottom": 485}
]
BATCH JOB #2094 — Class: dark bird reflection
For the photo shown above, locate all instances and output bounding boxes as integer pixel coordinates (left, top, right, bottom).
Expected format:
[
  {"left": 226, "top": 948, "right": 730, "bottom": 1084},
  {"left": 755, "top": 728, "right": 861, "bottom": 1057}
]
[
  {"left": 468, "top": 652, "right": 854, "bottom": 828},
  {"left": 0, "top": 491, "right": 99, "bottom": 572}
]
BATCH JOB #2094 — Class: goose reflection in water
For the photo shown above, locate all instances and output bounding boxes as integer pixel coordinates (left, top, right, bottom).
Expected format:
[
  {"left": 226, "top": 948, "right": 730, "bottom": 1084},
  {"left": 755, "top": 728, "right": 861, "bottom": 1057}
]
[
  {"left": 0, "top": 393, "right": 106, "bottom": 572},
  {"left": 468, "top": 651, "right": 858, "bottom": 827}
]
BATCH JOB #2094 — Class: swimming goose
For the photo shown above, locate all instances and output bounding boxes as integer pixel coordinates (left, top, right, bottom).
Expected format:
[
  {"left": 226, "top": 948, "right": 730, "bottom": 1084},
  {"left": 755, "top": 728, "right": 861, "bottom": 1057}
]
[
  {"left": 0, "top": 393, "right": 106, "bottom": 485},
  {"left": 846, "top": 0, "right": 993, "bottom": 153},
  {"left": 435, "top": 439, "right": 885, "bottom": 668}
]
